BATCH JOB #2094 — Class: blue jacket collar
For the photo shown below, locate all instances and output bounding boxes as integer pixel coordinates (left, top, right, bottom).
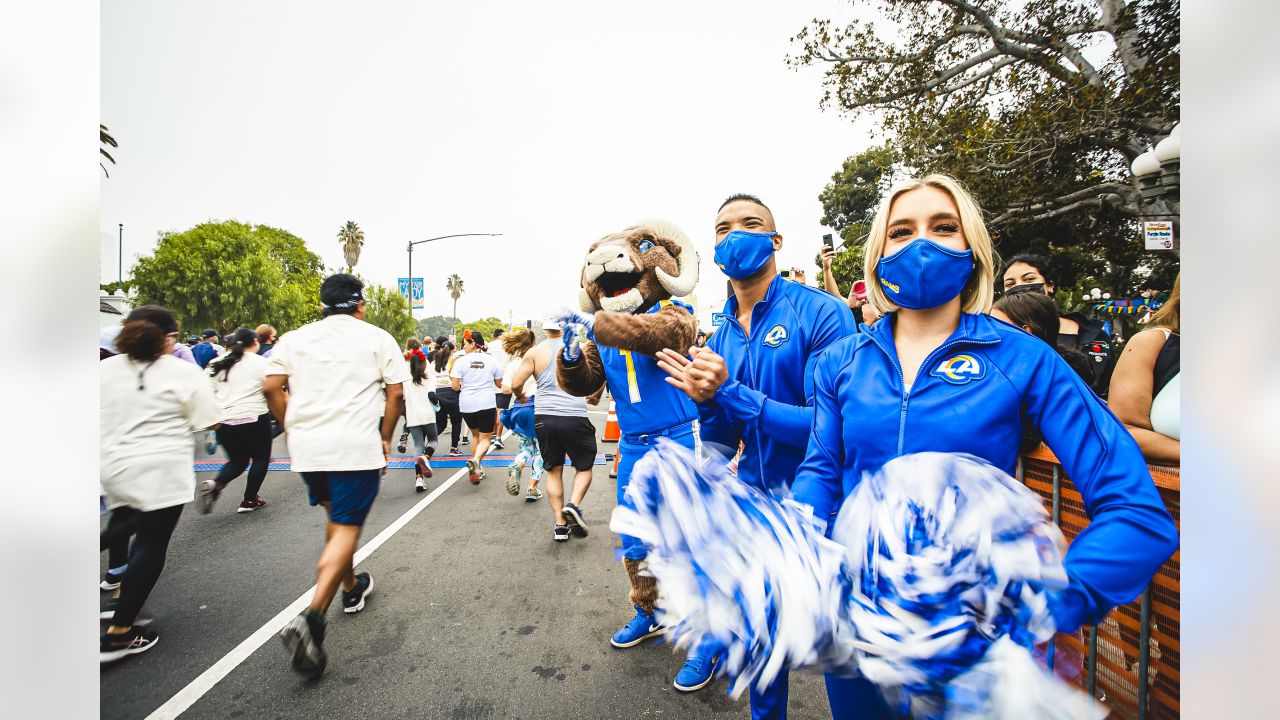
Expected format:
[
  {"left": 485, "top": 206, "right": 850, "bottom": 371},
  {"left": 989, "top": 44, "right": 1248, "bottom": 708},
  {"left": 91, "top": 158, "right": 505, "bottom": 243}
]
[
  {"left": 724, "top": 273, "right": 784, "bottom": 317},
  {"left": 866, "top": 311, "right": 1004, "bottom": 352}
]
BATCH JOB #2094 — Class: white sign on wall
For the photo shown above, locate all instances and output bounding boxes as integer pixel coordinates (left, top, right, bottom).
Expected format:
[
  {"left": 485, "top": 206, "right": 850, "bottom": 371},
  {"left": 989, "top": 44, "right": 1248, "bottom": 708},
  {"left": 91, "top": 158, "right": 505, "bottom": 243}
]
[{"left": 1143, "top": 221, "right": 1176, "bottom": 251}]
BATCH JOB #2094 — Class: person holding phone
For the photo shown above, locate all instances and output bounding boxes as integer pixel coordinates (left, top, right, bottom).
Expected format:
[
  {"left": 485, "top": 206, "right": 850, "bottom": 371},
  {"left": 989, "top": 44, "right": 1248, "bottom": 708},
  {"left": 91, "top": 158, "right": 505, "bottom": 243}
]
[
  {"left": 790, "top": 174, "right": 1178, "bottom": 719},
  {"left": 820, "top": 242, "right": 880, "bottom": 328}
]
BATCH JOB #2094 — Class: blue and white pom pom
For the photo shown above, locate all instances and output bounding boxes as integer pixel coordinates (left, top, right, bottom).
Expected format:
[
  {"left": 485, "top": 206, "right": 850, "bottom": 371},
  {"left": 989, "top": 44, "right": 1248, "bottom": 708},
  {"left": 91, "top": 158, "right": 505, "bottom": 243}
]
[
  {"left": 609, "top": 439, "right": 849, "bottom": 698},
  {"left": 611, "top": 441, "right": 1103, "bottom": 719}
]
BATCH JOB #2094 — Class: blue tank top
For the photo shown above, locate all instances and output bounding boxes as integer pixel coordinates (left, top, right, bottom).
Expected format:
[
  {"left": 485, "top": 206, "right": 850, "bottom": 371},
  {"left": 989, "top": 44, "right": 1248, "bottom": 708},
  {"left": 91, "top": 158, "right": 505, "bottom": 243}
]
[{"left": 598, "top": 299, "right": 697, "bottom": 435}]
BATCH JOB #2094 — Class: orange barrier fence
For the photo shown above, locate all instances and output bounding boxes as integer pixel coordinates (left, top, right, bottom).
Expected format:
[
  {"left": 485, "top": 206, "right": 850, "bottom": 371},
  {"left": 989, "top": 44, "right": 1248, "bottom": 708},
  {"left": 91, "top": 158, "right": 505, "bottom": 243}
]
[{"left": 1019, "top": 446, "right": 1180, "bottom": 720}]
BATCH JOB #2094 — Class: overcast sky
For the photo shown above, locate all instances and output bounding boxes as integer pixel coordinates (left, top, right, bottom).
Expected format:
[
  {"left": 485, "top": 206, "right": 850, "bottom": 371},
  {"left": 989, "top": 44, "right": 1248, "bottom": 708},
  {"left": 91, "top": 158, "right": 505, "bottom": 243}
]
[{"left": 101, "top": 0, "right": 875, "bottom": 326}]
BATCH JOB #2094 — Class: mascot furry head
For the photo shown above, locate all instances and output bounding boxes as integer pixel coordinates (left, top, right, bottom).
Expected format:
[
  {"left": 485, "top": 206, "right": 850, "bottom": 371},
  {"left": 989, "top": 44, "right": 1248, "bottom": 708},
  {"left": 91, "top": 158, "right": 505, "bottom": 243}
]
[{"left": 578, "top": 219, "right": 698, "bottom": 315}]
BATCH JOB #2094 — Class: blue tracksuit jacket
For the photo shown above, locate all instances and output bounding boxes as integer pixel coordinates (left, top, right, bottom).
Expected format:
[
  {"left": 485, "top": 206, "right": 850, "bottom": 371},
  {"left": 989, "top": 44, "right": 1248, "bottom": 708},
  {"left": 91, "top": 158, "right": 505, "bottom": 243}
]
[
  {"left": 790, "top": 312, "right": 1180, "bottom": 633},
  {"left": 699, "top": 275, "right": 857, "bottom": 493}
]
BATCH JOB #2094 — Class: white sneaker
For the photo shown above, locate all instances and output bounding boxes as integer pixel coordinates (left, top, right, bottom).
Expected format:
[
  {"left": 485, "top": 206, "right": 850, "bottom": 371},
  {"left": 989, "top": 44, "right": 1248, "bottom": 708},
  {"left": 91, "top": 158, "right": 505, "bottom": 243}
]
[
  {"left": 198, "top": 479, "right": 219, "bottom": 514},
  {"left": 415, "top": 477, "right": 428, "bottom": 493}
]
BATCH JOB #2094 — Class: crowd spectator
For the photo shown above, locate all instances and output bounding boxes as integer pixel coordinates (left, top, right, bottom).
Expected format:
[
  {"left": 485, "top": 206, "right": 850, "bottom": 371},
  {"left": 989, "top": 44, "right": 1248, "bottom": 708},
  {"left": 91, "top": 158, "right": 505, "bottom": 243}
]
[
  {"left": 192, "top": 329, "right": 225, "bottom": 369},
  {"left": 256, "top": 324, "right": 277, "bottom": 356},
  {"left": 1000, "top": 254, "right": 1115, "bottom": 396},
  {"left": 820, "top": 244, "right": 881, "bottom": 328},
  {"left": 1108, "top": 273, "right": 1180, "bottom": 464}
]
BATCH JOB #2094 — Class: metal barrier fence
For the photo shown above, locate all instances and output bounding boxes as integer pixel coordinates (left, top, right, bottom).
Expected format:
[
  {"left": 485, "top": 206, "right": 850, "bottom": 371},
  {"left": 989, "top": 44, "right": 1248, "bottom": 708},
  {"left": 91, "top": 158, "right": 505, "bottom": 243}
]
[{"left": 1018, "top": 446, "right": 1180, "bottom": 719}]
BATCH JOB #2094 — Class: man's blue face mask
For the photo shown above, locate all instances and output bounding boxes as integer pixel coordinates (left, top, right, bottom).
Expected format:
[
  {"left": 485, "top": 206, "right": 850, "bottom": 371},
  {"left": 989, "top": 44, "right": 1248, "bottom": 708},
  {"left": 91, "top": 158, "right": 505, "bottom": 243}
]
[{"left": 714, "top": 230, "right": 776, "bottom": 280}]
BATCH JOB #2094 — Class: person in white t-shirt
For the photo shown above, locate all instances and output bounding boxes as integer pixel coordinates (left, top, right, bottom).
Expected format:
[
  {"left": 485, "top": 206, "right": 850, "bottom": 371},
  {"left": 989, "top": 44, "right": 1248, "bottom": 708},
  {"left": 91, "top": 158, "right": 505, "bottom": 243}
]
[
  {"left": 99, "top": 306, "right": 222, "bottom": 663},
  {"left": 263, "top": 274, "right": 409, "bottom": 680},
  {"left": 450, "top": 329, "right": 504, "bottom": 484},
  {"left": 402, "top": 338, "right": 439, "bottom": 492},
  {"left": 488, "top": 328, "right": 510, "bottom": 449},
  {"left": 198, "top": 327, "right": 275, "bottom": 514}
]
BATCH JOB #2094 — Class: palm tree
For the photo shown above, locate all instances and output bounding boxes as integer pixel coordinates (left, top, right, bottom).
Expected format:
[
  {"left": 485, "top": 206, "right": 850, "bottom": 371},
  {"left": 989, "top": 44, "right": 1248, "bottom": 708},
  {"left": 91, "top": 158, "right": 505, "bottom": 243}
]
[
  {"left": 338, "top": 220, "right": 364, "bottom": 271},
  {"left": 446, "top": 274, "right": 464, "bottom": 321},
  {"left": 100, "top": 124, "right": 118, "bottom": 177}
]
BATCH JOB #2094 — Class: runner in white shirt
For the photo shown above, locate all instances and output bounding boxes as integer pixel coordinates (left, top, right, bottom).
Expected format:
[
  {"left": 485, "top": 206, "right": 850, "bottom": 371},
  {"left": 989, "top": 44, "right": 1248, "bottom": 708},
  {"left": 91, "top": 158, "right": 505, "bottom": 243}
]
[
  {"left": 263, "top": 274, "right": 408, "bottom": 680},
  {"left": 450, "top": 329, "right": 504, "bottom": 483},
  {"left": 99, "top": 306, "right": 222, "bottom": 663},
  {"left": 489, "top": 328, "right": 510, "bottom": 449},
  {"left": 199, "top": 327, "right": 274, "bottom": 514},
  {"left": 402, "top": 338, "right": 439, "bottom": 492}
]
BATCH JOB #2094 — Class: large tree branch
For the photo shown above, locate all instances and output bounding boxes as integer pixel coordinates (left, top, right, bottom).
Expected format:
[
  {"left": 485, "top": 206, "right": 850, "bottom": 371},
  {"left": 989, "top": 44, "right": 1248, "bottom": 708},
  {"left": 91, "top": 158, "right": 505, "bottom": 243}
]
[
  {"left": 991, "top": 181, "right": 1138, "bottom": 225},
  {"left": 839, "top": 52, "right": 1018, "bottom": 110},
  {"left": 1099, "top": 0, "right": 1148, "bottom": 78}
]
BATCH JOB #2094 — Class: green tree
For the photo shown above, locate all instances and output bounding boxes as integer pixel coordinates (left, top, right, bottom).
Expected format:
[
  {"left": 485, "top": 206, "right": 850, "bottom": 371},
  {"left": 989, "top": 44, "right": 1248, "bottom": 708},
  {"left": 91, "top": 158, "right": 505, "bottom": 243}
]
[
  {"left": 789, "top": 0, "right": 1180, "bottom": 295},
  {"left": 457, "top": 317, "right": 508, "bottom": 342},
  {"left": 446, "top": 274, "right": 464, "bottom": 320},
  {"left": 815, "top": 144, "right": 901, "bottom": 293},
  {"left": 131, "top": 220, "right": 323, "bottom": 334},
  {"left": 338, "top": 220, "right": 365, "bottom": 272},
  {"left": 415, "top": 315, "right": 460, "bottom": 340},
  {"left": 100, "top": 124, "right": 118, "bottom": 177},
  {"left": 364, "top": 283, "right": 417, "bottom": 343}
]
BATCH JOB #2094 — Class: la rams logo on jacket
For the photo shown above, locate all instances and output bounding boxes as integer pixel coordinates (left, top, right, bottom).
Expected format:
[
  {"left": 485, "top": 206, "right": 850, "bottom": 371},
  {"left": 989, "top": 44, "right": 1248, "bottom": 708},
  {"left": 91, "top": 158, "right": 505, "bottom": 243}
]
[
  {"left": 931, "top": 354, "right": 985, "bottom": 385},
  {"left": 762, "top": 324, "right": 789, "bottom": 348}
]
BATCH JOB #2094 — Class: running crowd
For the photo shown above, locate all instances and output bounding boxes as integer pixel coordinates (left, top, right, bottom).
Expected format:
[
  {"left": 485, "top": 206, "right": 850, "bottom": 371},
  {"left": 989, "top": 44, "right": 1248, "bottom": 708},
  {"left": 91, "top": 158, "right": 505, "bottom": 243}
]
[{"left": 99, "top": 173, "right": 1179, "bottom": 720}]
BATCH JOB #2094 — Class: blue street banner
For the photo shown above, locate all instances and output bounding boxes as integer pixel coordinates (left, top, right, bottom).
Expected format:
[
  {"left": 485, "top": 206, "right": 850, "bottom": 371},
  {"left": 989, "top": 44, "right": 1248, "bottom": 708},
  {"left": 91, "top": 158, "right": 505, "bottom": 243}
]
[{"left": 398, "top": 277, "right": 424, "bottom": 310}]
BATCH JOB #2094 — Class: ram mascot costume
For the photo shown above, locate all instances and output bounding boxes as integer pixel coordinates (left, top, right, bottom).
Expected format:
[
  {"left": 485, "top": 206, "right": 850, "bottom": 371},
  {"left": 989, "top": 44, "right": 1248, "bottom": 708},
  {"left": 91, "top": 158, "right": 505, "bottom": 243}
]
[{"left": 551, "top": 220, "right": 721, "bottom": 690}]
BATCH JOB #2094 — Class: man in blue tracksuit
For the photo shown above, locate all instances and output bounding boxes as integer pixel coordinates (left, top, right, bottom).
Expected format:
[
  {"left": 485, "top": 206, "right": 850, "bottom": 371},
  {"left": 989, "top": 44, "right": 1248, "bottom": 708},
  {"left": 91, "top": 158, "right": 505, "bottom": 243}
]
[{"left": 658, "top": 194, "right": 856, "bottom": 720}]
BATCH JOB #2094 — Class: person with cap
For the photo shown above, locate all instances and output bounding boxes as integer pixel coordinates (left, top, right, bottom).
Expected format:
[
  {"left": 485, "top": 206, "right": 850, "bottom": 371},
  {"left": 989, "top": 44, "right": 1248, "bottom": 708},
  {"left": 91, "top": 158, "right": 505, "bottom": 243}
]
[
  {"left": 192, "top": 329, "right": 225, "bottom": 369},
  {"left": 263, "top": 273, "right": 409, "bottom": 679},
  {"left": 508, "top": 315, "right": 597, "bottom": 541}
]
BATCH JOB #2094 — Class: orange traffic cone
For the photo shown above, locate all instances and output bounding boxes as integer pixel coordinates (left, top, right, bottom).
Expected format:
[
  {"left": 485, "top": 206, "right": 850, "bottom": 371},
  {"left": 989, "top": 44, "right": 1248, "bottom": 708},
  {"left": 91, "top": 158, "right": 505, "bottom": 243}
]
[
  {"left": 602, "top": 400, "right": 620, "bottom": 443},
  {"left": 610, "top": 450, "right": 620, "bottom": 479}
]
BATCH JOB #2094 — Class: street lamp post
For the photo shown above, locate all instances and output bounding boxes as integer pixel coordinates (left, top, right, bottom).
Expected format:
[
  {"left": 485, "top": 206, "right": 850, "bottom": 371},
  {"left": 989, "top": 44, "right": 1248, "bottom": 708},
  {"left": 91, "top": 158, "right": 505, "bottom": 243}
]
[
  {"left": 118, "top": 223, "right": 123, "bottom": 289},
  {"left": 1130, "top": 123, "right": 1180, "bottom": 254},
  {"left": 406, "top": 233, "right": 502, "bottom": 317}
]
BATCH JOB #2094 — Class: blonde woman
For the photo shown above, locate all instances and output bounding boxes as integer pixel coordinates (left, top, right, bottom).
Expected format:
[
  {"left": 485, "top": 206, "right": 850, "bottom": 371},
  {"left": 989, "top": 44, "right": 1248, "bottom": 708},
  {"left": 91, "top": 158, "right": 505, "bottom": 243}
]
[
  {"left": 1108, "top": 274, "right": 1180, "bottom": 464},
  {"left": 788, "top": 174, "right": 1180, "bottom": 718}
]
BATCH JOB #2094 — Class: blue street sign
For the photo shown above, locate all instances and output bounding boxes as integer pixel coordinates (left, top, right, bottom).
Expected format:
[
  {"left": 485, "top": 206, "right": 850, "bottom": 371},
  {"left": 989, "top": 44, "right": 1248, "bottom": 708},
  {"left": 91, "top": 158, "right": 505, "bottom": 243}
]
[{"left": 398, "top": 277, "right": 424, "bottom": 310}]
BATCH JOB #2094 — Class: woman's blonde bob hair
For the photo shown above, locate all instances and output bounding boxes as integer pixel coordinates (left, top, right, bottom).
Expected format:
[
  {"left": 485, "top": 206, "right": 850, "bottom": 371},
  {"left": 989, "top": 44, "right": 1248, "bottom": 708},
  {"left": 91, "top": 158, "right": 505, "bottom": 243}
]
[{"left": 864, "top": 174, "right": 997, "bottom": 315}]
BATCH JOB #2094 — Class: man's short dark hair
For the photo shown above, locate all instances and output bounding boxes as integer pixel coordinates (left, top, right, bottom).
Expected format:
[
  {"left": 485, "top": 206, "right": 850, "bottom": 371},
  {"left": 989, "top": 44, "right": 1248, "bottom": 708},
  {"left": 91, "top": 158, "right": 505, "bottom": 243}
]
[
  {"left": 492, "top": 328, "right": 505, "bottom": 338},
  {"left": 320, "top": 273, "right": 365, "bottom": 316},
  {"left": 718, "top": 193, "right": 771, "bottom": 213}
]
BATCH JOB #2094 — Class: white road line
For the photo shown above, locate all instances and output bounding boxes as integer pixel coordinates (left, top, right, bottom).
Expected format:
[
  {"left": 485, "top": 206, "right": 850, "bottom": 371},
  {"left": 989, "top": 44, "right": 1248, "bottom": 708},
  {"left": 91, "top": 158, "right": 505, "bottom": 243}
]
[{"left": 145, "top": 433, "right": 511, "bottom": 720}]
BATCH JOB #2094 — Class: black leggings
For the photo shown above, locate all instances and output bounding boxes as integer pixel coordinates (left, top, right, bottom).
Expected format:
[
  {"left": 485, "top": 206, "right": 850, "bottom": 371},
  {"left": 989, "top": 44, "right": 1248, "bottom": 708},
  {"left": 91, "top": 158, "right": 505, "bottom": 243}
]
[
  {"left": 105, "top": 504, "right": 184, "bottom": 627},
  {"left": 435, "top": 390, "right": 463, "bottom": 448},
  {"left": 101, "top": 508, "right": 136, "bottom": 569},
  {"left": 214, "top": 415, "right": 273, "bottom": 500}
]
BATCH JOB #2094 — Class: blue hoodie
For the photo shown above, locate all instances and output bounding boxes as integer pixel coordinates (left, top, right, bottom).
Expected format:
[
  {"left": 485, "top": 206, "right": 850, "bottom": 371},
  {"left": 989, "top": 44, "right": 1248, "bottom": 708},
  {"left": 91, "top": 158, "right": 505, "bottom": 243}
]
[
  {"left": 790, "top": 312, "right": 1179, "bottom": 633},
  {"left": 699, "top": 275, "right": 857, "bottom": 493}
]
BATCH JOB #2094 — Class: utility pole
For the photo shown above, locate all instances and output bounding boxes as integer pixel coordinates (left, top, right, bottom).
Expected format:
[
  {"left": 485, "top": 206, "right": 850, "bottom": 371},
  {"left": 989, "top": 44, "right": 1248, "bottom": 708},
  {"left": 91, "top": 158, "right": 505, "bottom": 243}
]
[{"left": 118, "top": 223, "right": 123, "bottom": 289}]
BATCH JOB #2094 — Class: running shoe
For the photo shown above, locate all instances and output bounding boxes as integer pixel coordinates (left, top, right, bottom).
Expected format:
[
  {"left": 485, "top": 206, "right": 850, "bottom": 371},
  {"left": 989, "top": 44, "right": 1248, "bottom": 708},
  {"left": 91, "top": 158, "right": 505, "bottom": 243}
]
[
  {"left": 673, "top": 637, "right": 722, "bottom": 693},
  {"left": 198, "top": 478, "right": 221, "bottom": 514},
  {"left": 204, "top": 431, "right": 218, "bottom": 455},
  {"left": 505, "top": 464, "right": 522, "bottom": 496},
  {"left": 562, "top": 502, "right": 589, "bottom": 538},
  {"left": 396, "top": 431, "right": 409, "bottom": 454},
  {"left": 449, "top": 447, "right": 461, "bottom": 456},
  {"left": 415, "top": 477, "right": 428, "bottom": 493},
  {"left": 466, "top": 459, "right": 482, "bottom": 485},
  {"left": 610, "top": 606, "right": 665, "bottom": 648},
  {"left": 553, "top": 525, "right": 570, "bottom": 542},
  {"left": 280, "top": 612, "right": 327, "bottom": 679},
  {"left": 100, "top": 570, "right": 124, "bottom": 591},
  {"left": 237, "top": 497, "right": 267, "bottom": 513},
  {"left": 99, "top": 598, "right": 154, "bottom": 626},
  {"left": 493, "top": 436, "right": 505, "bottom": 450},
  {"left": 524, "top": 488, "right": 543, "bottom": 503},
  {"left": 416, "top": 455, "right": 433, "bottom": 478},
  {"left": 100, "top": 626, "right": 159, "bottom": 664},
  {"left": 342, "top": 572, "right": 374, "bottom": 614},
  {"left": 461, "top": 435, "right": 469, "bottom": 445}
]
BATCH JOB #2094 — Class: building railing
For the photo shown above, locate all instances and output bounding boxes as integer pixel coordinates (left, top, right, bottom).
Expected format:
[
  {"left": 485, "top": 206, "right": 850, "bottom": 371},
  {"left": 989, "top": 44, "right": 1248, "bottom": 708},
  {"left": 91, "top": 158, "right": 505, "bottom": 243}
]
[{"left": 1018, "top": 446, "right": 1180, "bottom": 719}]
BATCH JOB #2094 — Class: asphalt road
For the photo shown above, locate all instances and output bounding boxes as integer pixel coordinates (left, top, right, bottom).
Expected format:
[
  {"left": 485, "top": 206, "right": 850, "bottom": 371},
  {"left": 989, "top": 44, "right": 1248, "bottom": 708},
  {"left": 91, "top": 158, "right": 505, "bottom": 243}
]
[{"left": 100, "top": 401, "right": 833, "bottom": 720}]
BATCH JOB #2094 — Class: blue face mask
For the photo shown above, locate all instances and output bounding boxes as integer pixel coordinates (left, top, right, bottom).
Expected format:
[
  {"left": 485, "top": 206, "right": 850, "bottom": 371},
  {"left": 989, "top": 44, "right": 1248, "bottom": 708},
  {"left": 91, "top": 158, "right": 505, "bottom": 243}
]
[
  {"left": 714, "top": 230, "right": 776, "bottom": 280},
  {"left": 875, "top": 238, "right": 974, "bottom": 310}
]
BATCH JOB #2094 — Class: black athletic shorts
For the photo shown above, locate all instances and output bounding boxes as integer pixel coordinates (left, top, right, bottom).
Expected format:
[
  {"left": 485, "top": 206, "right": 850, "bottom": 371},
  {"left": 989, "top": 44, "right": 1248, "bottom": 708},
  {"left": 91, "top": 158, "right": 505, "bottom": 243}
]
[
  {"left": 534, "top": 414, "right": 597, "bottom": 471},
  {"left": 462, "top": 409, "right": 496, "bottom": 434}
]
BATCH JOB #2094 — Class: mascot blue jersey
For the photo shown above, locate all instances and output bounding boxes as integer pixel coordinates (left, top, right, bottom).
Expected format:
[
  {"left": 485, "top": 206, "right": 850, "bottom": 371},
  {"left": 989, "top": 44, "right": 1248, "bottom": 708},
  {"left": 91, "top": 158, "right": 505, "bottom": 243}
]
[
  {"left": 700, "top": 276, "right": 856, "bottom": 494},
  {"left": 598, "top": 299, "right": 698, "bottom": 436}
]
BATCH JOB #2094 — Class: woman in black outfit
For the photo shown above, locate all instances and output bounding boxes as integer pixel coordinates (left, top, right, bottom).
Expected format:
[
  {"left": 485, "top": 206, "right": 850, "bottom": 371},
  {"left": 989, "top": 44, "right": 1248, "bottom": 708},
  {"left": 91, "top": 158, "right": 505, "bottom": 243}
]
[{"left": 432, "top": 338, "right": 465, "bottom": 455}]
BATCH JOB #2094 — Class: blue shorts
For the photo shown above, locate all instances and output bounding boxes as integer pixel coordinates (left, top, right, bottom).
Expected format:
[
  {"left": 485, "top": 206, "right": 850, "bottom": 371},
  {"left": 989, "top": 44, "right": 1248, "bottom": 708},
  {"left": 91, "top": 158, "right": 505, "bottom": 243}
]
[{"left": 300, "top": 469, "right": 381, "bottom": 526}]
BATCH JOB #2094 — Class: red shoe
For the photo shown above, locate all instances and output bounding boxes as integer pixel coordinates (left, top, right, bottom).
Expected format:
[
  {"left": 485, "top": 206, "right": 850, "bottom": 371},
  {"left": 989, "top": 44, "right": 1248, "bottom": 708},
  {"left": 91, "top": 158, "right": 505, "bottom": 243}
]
[
  {"left": 466, "top": 459, "right": 483, "bottom": 484},
  {"left": 237, "top": 497, "right": 268, "bottom": 513}
]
